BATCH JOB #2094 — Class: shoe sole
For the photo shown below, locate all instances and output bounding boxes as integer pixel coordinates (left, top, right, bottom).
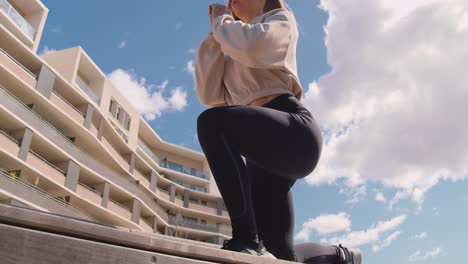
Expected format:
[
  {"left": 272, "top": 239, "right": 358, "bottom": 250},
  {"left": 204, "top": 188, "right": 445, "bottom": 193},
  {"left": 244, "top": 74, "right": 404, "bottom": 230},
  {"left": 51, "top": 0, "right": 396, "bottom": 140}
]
[{"left": 348, "top": 248, "right": 362, "bottom": 264}]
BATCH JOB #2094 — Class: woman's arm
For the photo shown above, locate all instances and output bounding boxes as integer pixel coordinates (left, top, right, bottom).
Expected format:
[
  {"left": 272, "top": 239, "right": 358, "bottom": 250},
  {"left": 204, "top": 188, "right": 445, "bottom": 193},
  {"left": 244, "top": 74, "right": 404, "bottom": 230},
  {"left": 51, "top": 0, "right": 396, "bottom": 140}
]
[
  {"left": 195, "top": 33, "right": 230, "bottom": 107},
  {"left": 210, "top": 9, "right": 292, "bottom": 69}
]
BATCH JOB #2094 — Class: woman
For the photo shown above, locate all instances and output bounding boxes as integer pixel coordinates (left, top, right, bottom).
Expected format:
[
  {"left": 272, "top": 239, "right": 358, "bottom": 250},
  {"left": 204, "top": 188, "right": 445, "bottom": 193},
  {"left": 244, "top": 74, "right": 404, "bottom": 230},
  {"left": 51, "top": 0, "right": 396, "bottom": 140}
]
[{"left": 195, "top": 0, "right": 362, "bottom": 263}]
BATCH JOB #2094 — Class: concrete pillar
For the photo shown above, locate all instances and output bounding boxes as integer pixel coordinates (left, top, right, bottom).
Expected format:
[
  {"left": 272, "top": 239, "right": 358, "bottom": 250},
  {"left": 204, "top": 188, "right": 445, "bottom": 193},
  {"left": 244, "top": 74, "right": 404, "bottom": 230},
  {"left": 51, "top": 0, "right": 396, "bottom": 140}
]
[
  {"left": 183, "top": 189, "right": 190, "bottom": 208},
  {"left": 129, "top": 152, "right": 136, "bottom": 174},
  {"left": 35, "top": 64, "right": 55, "bottom": 98},
  {"left": 169, "top": 184, "right": 176, "bottom": 203},
  {"left": 83, "top": 103, "right": 94, "bottom": 129},
  {"left": 149, "top": 171, "right": 158, "bottom": 192},
  {"left": 152, "top": 218, "right": 158, "bottom": 233},
  {"left": 97, "top": 116, "right": 105, "bottom": 140},
  {"left": 131, "top": 198, "right": 141, "bottom": 224},
  {"left": 101, "top": 182, "right": 110, "bottom": 208},
  {"left": 216, "top": 198, "right": 224, "bottom": 216},
  {"left": 64, "top": 160, "right": 80, "bottom": 192},
  {"left": 18, "top": 128, "right": 33, "bottom": 161}
]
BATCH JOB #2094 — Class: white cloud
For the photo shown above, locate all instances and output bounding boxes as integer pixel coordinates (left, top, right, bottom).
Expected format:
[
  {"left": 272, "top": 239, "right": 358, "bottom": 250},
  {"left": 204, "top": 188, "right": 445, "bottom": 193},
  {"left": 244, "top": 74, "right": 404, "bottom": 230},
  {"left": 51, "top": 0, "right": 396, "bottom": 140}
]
[
  {"left": 375, "top": 192, "right": 386, "bottom": 203},
  {"left": 107, "top": 69, "right": 188, "bottom": 121},
  {"left": 319, "top": 214, "right": 407, "bottom": 248},
  {"left": 118, "top": 40, "right": 127, "bottom": 48},
  {"left": 156, "top": 80, "right": 169, "bottom": 90},
  {"left": 372, "top": 230, "right": 401, "bottom": 252},
  {"left": 409, "top": 247, "right": 443, "bottom": 262},
  {"left": 413, "top": 231, "right": 428, "bottom": 239},
  {"left": 340, "top": 183, "right": 367, "bottom": 204},
  {"left": 302, "top": 0, "right": 468, "bottom": 208},
  {"left": 185, "top": 60, "right": 195, "bottom": 74},
  {"left": 295, "top": 212, "right": 351, "bottom": 242},
  {"left": 40, "top": 46, "right": 57, "bottom": 56},
  {"left": 188, "top": 48, "right": 196, "bottom": 54}
]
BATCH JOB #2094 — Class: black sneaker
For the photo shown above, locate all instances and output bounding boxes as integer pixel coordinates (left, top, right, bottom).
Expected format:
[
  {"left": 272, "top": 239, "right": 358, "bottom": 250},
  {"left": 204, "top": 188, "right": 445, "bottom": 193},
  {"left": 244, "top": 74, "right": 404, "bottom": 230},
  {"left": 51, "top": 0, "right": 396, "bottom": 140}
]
[
  {"left": 333, "top": 244, "right": 362, "bottom": 264},
  {"left": 221, "top": 238, "right": 277, "bottom": 259}
]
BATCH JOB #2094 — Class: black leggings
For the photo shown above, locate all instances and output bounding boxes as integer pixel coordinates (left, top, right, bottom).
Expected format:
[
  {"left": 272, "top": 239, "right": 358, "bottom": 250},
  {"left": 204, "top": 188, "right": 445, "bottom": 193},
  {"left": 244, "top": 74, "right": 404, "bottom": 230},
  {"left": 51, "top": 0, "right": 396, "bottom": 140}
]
[{"left": 197, "top": 93, "right": 337, "bottom": 262}]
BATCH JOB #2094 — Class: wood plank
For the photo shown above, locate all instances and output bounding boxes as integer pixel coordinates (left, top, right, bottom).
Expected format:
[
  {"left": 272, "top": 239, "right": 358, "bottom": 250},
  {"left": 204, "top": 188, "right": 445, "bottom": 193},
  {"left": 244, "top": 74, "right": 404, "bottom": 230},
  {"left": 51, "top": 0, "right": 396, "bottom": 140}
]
[
  {"left": 0, "top": 204, "right": 299, "bottom": 264},
  {"left": 0, "top": 224, "right": 217, "bottom": 264}
]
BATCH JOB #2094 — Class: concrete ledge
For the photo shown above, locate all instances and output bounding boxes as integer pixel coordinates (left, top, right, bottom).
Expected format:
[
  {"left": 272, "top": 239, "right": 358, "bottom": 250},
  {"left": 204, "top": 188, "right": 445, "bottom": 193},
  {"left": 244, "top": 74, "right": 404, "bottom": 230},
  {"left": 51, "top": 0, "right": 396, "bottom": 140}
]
[{"left": 0, "top": 204, "right": 299, "bottom": 264}]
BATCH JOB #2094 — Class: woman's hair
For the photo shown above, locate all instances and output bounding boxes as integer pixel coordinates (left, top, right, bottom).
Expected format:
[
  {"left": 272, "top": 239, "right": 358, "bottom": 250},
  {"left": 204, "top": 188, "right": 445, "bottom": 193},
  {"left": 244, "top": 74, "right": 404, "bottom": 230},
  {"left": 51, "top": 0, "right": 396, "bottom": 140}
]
[{"left": 227, "top": 0, "right": 289, "bottom": 21}]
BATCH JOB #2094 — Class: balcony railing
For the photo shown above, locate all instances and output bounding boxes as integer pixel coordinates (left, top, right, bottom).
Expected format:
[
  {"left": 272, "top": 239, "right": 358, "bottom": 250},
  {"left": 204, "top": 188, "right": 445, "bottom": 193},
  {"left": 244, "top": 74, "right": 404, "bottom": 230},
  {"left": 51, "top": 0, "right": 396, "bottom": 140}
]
[
  {"left": 0, "top": 169, "right": 95, "bottom": 221},
  {"left": 0, "top": 0, "right": 36, "bottom": 40},
  {"left": 75, "top": 75, "right": 100, "bottom": 105},
  {"left": 138, "top": 139, "right": 209, "bottom": 181},
  {"left": 137, "top": 139, "right": 161, "bottom": 164},
  {"left": 51, "top": 90, "right": 85, "bottom": 119},
  {"left": 0, "top": 48, "right": 36, "bottom": 79},
  {"left": 168, "top": 215, "right": 219, "bottom": 233},
  {"left": 29, "top": 150, "right": 66, "bottom": 175},
  {"left": 160, "top": 160, "right": 209, "bottom": 181}
]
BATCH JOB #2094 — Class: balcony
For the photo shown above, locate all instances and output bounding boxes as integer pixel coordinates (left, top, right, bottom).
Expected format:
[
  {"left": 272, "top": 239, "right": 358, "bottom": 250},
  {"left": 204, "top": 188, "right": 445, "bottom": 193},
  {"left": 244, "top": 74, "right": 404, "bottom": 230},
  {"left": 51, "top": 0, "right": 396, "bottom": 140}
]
[
  {"left": 157, "top": 187, "right": 170, "bottom": 201},
  {"left": 0, "top": 48, "right": 36, "bottom": 87},
  {"left": 160, "top": 160, "right": 210, "bottom": 181},
  {"left": 134, "top": 169, "right": 150, "bottom": 189},
  {"left": 0, "top": 129, "right": 20, "bottom": 156},
  {"left": 27, "top": 151, "right": 66, "bottom": 186},
  {"left": 101, "top": 136, "right": 130, "bottom": 170},
  {"left": 0, "top": 0, "right": 36, "bottom": 40},
  {"left": 188, "top": 202, "right": 218, "bottom": 216},
  {"left": 108, "top": 199, "right": 132, "bottom": 220},
  {"left": 0, "top": 169, "right": 95, "bottom": 221},
  {"left": 139, "top": 217, "right": 153, "bottom": 233},
  {"left": 137, "top": 139, "right": 161, "bottom": 165},
  {"left": 74, "top": 74, "right": 100, "bottom": 105},
  {"left": 138, "top": 140, "right": 209, "bottom": 183},
  {"left": 168, "top": 215, "right": 219, "bottom": 234},
  {"left": 49, "top": 91, "right": 85, "bottom": 125},
  {"left": 76, "top": 182, "right": 102, "bottom": 206}
]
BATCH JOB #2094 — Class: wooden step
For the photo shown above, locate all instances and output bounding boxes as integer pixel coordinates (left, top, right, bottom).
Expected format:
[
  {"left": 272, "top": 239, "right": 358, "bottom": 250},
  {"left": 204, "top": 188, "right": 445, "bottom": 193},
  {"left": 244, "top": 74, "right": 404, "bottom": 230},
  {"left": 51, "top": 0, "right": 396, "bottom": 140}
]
[{"left": 0, "top": 203, "right": 299, "bottom": 264}]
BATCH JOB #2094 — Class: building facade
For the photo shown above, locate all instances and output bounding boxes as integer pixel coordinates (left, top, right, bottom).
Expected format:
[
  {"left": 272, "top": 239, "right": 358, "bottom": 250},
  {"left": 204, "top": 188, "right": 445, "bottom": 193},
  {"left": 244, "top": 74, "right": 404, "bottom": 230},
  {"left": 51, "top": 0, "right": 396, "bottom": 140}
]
[{"left": 0, "top": 0, "right": 232, "bottom": 245}]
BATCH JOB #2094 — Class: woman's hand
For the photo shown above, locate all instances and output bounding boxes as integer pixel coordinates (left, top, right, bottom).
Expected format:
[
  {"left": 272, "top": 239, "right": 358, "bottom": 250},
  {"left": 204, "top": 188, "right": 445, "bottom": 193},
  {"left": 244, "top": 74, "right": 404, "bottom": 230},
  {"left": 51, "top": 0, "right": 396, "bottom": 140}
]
[{"left": 209, "top": 3, "right": 230, "bottom": 24}]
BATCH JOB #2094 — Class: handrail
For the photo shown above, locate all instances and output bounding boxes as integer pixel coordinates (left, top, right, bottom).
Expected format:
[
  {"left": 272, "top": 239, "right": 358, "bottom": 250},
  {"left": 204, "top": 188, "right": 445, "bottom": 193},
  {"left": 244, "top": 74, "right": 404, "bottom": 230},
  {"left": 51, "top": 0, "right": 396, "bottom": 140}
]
[
  {"left": 29, "top": 149, "right": 66, "bottom": 175},
  {"left": 0, "top": 0, "right": 36, "bottom": 39},
  {"left": 51, "top": 90, "right": 85, "bottom": 117},
  {"left": 108, "top": 198, "right": 131, "bottom": 212},
  {"left": 77, "top": 182, "right": 102, "bottom": 196},
  {"left": 74, "top": 75, "right": 100, "bottom": 105},
  {"left": 0, "top": 128, "right": 19, "bottom": 144},
  {"left": 0, "top": 47, "right": 36, "bottom": 79},
  {"left": 0, "top": 169, "right": 96, "bottom": 221}
]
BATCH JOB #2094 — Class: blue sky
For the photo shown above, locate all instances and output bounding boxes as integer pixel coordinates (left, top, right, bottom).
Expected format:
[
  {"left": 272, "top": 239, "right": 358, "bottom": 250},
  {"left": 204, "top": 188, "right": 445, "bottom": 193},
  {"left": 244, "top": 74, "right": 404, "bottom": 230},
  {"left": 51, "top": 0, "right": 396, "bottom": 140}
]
[{"left": 39, "top": 0, "right": 467, "bottom": 263}]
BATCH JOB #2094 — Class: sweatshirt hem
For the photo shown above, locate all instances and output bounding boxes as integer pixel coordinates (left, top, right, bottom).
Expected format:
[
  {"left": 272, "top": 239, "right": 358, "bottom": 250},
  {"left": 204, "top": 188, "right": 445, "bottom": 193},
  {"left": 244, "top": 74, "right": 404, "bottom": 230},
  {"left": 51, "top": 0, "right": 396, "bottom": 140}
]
[{"left": 238, "top": 88, "right": 294, "bottom": 105}]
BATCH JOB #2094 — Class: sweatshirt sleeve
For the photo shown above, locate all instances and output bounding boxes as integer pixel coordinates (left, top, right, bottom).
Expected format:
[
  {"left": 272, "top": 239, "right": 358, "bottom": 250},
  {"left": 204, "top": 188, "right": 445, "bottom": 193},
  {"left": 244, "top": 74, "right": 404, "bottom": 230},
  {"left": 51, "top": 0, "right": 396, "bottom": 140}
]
[
  {"left": 210, "top": 10, "right": 292, "bottom": 69},
  {"left": 195, "top": 33, "right": 230, "bottom": 107}
]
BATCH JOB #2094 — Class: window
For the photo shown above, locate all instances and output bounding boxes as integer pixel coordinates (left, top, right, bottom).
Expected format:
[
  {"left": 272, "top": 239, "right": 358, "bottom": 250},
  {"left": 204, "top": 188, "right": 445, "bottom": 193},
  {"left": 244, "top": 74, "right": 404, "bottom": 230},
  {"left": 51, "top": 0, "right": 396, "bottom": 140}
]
[
  {"left": 109, "top": 98, "right": 114, "bottom": 113},
  {"left": 116, "top": 106, "right": 122, "bottom": 120},
  {"left": 124, "top": 115, "right": 131, "bottom": 130}
]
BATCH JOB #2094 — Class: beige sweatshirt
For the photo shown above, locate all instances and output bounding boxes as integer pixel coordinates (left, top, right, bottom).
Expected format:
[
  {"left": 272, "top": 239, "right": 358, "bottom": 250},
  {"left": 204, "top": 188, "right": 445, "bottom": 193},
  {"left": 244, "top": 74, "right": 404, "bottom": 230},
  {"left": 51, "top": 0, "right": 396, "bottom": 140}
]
[{"left": 195, "top": 7, "right": 303, "bottom": 107}]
